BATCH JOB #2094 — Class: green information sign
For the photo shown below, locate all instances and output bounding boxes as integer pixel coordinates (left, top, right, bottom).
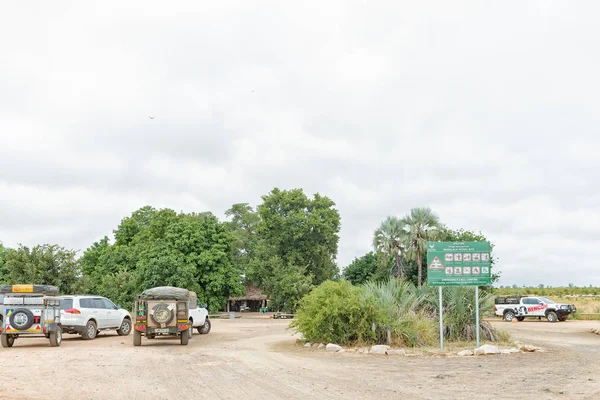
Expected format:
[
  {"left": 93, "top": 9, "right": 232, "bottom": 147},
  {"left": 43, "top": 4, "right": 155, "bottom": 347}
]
[{"left": 427, "top": 242, "right": 491, "bottom": 287}]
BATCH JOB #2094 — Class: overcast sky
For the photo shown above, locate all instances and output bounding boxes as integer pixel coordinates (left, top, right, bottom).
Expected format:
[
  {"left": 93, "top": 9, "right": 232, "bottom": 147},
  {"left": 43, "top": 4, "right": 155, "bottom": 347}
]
[{"left": 1, "top": 1, "right": 599, "bottom": 287}]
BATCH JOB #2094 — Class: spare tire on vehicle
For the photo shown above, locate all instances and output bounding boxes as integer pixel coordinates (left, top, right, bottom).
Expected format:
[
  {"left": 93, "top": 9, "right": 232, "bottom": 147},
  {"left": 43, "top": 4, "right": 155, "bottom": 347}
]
[
  {"left": 151, "top": 303, "right": 174, "bottom": 325},
  {"left": 9, "top": 308, "right": 35, "bottom": 331}
]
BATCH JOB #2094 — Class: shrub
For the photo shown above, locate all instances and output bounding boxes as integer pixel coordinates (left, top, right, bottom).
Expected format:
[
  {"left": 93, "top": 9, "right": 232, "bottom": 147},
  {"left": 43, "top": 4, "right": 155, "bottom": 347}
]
[{"left": 289, "top": 280, "right": 379, "bottom": 345}]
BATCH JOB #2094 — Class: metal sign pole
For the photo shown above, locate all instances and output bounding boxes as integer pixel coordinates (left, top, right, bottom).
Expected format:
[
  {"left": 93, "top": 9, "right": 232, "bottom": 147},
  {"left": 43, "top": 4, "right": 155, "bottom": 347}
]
[
  {"left": 439, "top": 286, "right": 444, "bottom": 350},
  {"left": 475, "top": 286, "right": 480, "bottom": 347}
]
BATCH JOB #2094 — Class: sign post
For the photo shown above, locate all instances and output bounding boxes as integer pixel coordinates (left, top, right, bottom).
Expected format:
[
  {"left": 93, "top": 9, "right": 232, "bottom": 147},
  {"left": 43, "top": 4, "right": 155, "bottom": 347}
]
[
  {"left": 438, "top": 286, "right": 443, "bottom": 350},
  {"left": 427, "top": 242, "right": 492, "bottom": 350}
]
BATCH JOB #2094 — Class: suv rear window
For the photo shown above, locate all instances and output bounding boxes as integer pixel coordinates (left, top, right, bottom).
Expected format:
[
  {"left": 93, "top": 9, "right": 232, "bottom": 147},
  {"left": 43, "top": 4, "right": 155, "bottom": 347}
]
[{"left": 60, "top": 299, "right": 73, "bottom": 310}]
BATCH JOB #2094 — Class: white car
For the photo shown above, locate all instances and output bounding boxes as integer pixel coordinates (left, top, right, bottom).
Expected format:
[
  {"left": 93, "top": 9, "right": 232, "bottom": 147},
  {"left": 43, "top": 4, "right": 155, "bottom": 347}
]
[
  {"left": 58, "top": 295, "right": 132, "bottom": 340},
  {"left": 188, "top": 295, "right": 211, "bottom": 335}
]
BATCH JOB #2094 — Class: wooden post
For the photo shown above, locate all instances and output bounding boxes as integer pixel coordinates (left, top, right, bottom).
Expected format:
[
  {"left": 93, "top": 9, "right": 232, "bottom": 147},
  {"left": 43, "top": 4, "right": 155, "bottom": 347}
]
[{"left": 227, "top": 300, "right": 230, "bottom": 313}]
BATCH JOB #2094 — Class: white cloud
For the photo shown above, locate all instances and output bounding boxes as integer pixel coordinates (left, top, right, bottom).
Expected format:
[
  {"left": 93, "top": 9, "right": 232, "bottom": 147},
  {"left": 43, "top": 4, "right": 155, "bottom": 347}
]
[{"left": 1, "top": 0, "right": 599, "bottom": 286}]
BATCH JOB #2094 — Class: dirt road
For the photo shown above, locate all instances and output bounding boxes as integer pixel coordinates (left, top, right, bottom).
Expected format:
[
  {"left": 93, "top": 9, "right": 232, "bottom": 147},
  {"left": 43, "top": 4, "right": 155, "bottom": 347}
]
[{"left": 0, "top": 316, "right": 599, "bottom": 400}]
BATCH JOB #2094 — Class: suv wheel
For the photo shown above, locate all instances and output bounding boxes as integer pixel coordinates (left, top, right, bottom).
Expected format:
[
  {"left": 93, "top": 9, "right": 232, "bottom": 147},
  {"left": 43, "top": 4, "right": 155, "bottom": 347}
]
[
  {"left": 188, "top": 319, "right": 193, "bottom": 339},
  {"left": 504, "top": 310, "right": 515, "bottom": 322},
  {"left": 117, "top": 319, "right": 132, "bottom": 336},
  {"left": 180, "top": 330, "right": 189, "bottom": 345},
  {"left": 198, "top": 318, "right": 211, "bottom": 334},
  {"left": 547, "top": 311, "right": 558, "bottom": 323},
  {"left": 82, "top": 320, "right": 97, "bottom": 340}
]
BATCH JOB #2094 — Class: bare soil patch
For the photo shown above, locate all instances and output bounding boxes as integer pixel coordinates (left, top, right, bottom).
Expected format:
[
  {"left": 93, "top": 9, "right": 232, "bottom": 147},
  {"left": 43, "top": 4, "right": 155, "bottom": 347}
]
[{"left": 0, "top": 315, "right": 598, "bottom": 399}]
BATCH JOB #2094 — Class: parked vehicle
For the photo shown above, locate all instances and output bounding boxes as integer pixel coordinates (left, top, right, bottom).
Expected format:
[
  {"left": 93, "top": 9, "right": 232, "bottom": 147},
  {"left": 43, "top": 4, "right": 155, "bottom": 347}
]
[
  {"left": 188, "top": 291, "right": 211, "bottom": 335},
  {"left": 133, "top": 286, "right": 192, "bottom": 346},
  {"left": 0, "top": 285, "right": 63, "bottom": 348},
  {"left": 494, "top": 295, "right": 577, "bottom": 322},
  {"left": 58, "top": 295, "right": 132, "bottom": 340}
]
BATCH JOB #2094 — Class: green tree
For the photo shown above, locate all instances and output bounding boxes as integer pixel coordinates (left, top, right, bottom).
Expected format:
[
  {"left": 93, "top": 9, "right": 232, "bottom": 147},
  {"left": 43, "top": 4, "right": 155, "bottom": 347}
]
[
  {"left": 81, "top": 207, "right": 243, "bottom": 311},
  {"left": 225, "top": 203, "right": 261, "bottom": 280},
  {"left": 0, "top": 242, "right": 8, "bottom": 281},
  {"left": 2, "top": 244, "right": 82, "bottom": 294},
  {"left": 373, "top": 217, "right": 407, "bottom": 277},
  {"left": 342, "top": 252, "right": 382, "bottom": 285},
  {"left": 402, "top": 207, "right": 441, "bottom": 287},
  {"left": 257, "top": 188, "right": 341, "bottom": 284}
]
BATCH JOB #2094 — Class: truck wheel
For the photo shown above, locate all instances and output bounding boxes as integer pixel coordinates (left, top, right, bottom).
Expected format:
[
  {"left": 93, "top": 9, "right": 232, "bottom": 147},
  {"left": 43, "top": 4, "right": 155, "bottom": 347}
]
[
  {"left": 198, "top": 318, "right": 211, "bottom": 334},
  {"left": 180, "top": 331, "right": 189, "bottom": 345},
  {"left": 133, "top": 330, "right": 142, "bottom": 346},
  {"left": 82, "top": 320, "right": 97, "bottom": 340},
  {"left": 49, "top": 327, "right": 62, "bottom": 347},
  {"left": 547, "top": 311, "right": 558, "bottom": 323},
  {"left": 1, "top": 335, "right": 14, "bottom": 348},
  {"left": 516, "top": 317, "right": 525, "bottom": 322},
  {"left": 117, "top": 318, "right": 132, "bottom": 336},
  {"left": 504, "top": 310, "right": 516, "bottom": 322},
  {"left": 188, "top": 320, "right": 193, "bottom": 339}
]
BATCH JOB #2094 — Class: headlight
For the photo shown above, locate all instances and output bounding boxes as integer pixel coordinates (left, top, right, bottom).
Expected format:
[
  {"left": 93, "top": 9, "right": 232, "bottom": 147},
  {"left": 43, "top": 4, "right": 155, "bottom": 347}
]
[{"left": 560, "top": 305, "right": 568, "bottom": 309}]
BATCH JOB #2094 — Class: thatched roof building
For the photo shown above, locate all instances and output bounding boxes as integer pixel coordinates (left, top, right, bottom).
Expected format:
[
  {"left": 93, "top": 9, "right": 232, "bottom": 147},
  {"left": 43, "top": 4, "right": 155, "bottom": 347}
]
[{"left": 226, "top": 284, "right": 268, "bottom": 312}]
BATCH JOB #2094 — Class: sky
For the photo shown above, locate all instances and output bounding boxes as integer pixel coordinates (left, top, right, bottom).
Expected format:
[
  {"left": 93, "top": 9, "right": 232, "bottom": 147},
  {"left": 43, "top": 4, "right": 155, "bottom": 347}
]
[{"left": 1, "top": 1, "right": 599, "bottom": 287}]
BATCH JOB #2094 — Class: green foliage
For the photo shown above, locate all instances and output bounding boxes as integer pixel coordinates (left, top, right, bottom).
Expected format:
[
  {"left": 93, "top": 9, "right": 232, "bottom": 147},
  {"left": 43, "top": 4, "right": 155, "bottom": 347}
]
[
  {"left": 402, "top": 207, "right": 441, "bottom": 287},
  {"left": 2, "top": 244, "right": 82, "bottom": 294},
  {"left": 257, "top": 188, "right": 341, "bottom": 285},
  {"left": 290, "top": 280, "right": 379, "bottom": 345},
  {"left": 343, "top": 252, "right": 384, "bottom": 285},
  {"left": 292, "top": 278, "right": 501, "bottom": 347},
  {"left": 373, "top": 216, "right": 407, "bottom": 277},
  {"left": 81, "top": 207, "right": 243, "bottom": 311}
]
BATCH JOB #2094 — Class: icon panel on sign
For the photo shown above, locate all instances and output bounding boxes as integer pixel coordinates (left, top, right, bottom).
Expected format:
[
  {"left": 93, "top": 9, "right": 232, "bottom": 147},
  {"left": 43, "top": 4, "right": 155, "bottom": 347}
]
[
  {"left": 454, "top": 254, "right": 462, "bottom": 262},
  {"left": 472, "top": 253, "right": 481, "bottom": 262},
  {"left": 463, "top": 254, "right": 471, "bottom": 262},
  {"left": 463, "top": 267, "right": 471, "bottom": 274},
  {"left": 445, "top": 253, "right": 454, "bottom": 262},
  {"left": 472, "top": 267, "right": 480, "bottom": 275},
  {"left": 482, "top": 267, "right": 489, "bottom": 274},
  {"left": 445, "top": 267, "right": 453, "bottom": 275},
  {"left": 481, "top": 253, "right": 490, "bottom": 261},
  {"left": 454, "top": 267, "right": 462, "bottom": 275}
]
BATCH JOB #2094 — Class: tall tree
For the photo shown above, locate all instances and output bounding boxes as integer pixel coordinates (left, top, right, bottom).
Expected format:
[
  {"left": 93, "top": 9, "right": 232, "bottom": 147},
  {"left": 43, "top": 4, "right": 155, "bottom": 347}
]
[
  {"left": 81, "top": 207, "right": 243, "bottom": 310},
  {"left": 257, "top": 188, "right": 341, "bottom": 285},
  {"left": 402, "top": 207, "right": 441, "bottom": 287},
  {"left": 373, "top": 217, "right": 407, "bottom": 277},
  {"left": 2, "top": 244, "right": 83, "bottom": 294},
  {"left": 224, "top": 203, "right": 261, "bottom": 280}
]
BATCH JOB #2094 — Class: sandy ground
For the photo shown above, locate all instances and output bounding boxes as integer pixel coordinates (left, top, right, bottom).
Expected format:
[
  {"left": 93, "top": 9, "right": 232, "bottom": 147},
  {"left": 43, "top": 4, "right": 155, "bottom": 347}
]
[{"left": 0, "top": 316, "right": 598, "bottom": 400}]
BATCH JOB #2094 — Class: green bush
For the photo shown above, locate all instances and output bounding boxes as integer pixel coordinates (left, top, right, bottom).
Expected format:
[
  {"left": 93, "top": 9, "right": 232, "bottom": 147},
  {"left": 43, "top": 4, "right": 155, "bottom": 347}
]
[{"left": 289, "top": 280, "right": 380, "bottom": 345}]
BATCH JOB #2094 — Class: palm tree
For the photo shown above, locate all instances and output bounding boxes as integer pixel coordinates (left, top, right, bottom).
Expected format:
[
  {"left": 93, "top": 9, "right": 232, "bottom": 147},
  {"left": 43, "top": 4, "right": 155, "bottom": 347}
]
[
  {"left": 373, "top": 217, "right": 407, "bottom": 277},
  {"left": 402, "top": 208, "right": 441, "bottom": 287}
]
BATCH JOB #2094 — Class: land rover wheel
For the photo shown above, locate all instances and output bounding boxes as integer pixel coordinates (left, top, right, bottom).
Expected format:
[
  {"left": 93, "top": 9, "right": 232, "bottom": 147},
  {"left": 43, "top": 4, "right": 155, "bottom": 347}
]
[
  {"left": 82, "top": 320, "right": 97, "bottom": 340},
  {"left": 180, "top": 330, "right": 189, "bottom": 345},
  {"left": 198, "top": 318, "right": 211, "bottom": 334},
  {"left": 49, "top": 327, "right": 62, "bottom": 347},
  {"left": 504, "top": 310, "right": 516, "bottom": 322},
  {"left": 516, "top": 317, "right": 525, "bottom": 322},
  {"left": 117, "top": 318, "right": 132, "bottom": 336},
  {"left": 1, "top": 335, "right": 14, "bottom": 348},
  {"left": 133, "top": 330, "right": 142, "bottom": 346},
  {"left": 547, "top": 311, "right": 558, "bottom": 323}
]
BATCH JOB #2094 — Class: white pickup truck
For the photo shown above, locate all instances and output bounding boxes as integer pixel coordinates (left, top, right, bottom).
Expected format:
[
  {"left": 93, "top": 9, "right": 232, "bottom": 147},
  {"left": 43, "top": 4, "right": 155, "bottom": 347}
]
[
  {"left": 188, "top": 293, "right": 211, "bottom": 335},
  {"left": 494, "top": 295, "right": 576, "bottom": 322}
]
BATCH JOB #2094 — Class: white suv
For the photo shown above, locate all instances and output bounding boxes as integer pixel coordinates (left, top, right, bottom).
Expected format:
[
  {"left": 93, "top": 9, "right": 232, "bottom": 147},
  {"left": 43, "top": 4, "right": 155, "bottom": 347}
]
[{"left": 59, "top": 295, "right": 132, "bottom": 340}]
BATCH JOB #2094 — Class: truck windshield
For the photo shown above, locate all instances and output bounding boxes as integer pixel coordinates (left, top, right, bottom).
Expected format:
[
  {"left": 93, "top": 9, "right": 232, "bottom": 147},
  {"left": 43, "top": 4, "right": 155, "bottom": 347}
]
[{"left": 539, "top": 297, "right": 554, "bottom": 304}]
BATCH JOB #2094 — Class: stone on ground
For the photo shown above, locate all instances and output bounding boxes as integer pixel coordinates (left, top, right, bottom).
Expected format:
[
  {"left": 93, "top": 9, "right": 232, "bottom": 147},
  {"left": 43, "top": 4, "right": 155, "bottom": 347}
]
[
  {"left": 474, "top": 344, "right": 500, "bottom": 355},
  {"left": 326, "top": 343, "right": 343, "bottom": 352},
  {"left": 370, "top": 345, "right": 390, "bottom": 355},
  {"left": 386, "top": 349, "right": 406, "bottom": 356},
  {"left": 304, "top": 343, "right": 312, "bottom": 348},
  {"left": 457, "top": 350, "right": 474, "bottom": 356}
]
